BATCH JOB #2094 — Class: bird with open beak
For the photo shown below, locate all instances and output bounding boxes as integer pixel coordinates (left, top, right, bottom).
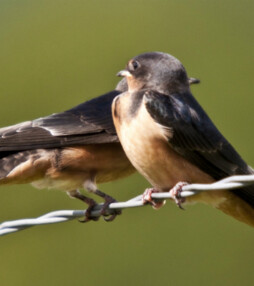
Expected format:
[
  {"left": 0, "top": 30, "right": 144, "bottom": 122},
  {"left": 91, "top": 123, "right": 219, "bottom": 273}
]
[{"left": 112, "top": 51, "right": 254, "bottom": 227}]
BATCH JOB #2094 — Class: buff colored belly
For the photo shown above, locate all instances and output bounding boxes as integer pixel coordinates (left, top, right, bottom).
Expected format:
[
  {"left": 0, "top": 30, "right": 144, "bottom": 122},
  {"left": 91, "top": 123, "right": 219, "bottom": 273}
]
[
  {"left": 113, "top": 94, "right": 254, "bottom": 228},
  {"left": 116, "top": 101, "right": 214, "bottom": 190}
]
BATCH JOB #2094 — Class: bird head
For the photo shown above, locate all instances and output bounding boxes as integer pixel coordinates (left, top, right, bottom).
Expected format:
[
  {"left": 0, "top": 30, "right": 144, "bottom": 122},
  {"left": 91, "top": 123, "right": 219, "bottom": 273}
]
[{"left": 117, "top": 52, "right": 192, "bottom": 94}]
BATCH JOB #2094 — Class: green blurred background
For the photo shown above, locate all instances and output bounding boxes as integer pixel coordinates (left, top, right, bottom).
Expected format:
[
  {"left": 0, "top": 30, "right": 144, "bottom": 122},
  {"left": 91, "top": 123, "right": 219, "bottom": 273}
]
[{"left": 0, "top": 0, "right": 253, "bottom": 285}]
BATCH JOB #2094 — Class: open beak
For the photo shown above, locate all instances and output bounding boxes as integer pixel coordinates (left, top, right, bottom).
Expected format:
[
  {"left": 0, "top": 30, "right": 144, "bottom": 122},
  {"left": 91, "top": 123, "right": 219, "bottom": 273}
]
[{"left": 116, "top": 70, "right": 132, "bottom": 77}]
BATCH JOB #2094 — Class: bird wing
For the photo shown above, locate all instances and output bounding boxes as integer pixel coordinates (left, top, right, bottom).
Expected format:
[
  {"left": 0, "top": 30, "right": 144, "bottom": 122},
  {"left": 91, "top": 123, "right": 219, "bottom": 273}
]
[
  {"left": 0, "top": 90, "right": 120, "bottom": 153},
  {"left": 144, "top": 90, "right": 254, "bottom": 206}
]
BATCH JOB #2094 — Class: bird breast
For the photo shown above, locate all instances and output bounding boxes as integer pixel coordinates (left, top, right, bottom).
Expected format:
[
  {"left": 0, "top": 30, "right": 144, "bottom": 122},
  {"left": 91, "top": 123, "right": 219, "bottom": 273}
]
[{"left": 113, "top": 93, "right": 214, "bottom": 190}]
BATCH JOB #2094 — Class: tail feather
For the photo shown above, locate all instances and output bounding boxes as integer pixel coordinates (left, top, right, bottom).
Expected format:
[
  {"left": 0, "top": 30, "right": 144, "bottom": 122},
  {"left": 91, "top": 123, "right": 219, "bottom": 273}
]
[
  {"left": 232, "top": 166, "right": 254, "bottom": 208},
  {"left": 232, "top": 186, "right": 254, "bottom": 209}
]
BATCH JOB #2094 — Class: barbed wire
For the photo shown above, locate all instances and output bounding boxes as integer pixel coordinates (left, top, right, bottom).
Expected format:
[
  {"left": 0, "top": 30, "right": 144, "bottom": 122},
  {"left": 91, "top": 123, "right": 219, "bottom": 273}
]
[{"left": 1, "top": 174, "right": 254, "bottom": 236}]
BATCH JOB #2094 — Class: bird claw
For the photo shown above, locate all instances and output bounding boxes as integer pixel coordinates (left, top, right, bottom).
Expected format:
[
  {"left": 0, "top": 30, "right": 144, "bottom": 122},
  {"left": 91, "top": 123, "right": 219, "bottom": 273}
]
[
  {"left": 79, "top": 200, "right": 100, "bottom": 223},
  {"left": 103, "top": 213, "right": 118, "bottom": 222},
  {"left": 100, "top": 196, "right": 121, "bottom": 222},
  {"left": 169, "top": 182, "right": 188, "bottom": 209},
  {"left": 79, "top": 197, "right": 121, "bottom": 223},
  {"left": 142, "top": 188, "right": 165, "bottom": 209}
]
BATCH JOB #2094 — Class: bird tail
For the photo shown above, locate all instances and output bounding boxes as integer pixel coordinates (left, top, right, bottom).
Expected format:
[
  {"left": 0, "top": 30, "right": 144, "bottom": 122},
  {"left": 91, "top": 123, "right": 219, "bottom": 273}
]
[
  {"left": 232, "top": 170, "right": 254, "bottom": 209},
  {"left": 220, "top": 167, "right": 254, "bottom": 227}
]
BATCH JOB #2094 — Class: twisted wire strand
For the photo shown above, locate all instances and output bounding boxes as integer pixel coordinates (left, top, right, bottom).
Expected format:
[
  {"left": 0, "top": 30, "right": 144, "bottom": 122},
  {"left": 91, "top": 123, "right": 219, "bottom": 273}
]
[{"left": 1, "top": 174, "right": 254, "bottom": 236}]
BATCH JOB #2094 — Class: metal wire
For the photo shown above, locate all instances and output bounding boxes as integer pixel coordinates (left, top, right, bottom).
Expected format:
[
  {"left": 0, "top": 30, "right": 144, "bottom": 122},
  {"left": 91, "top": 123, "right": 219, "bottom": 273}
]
[{"left": 1, "top": 174, "right": 254, "bottom": 236}]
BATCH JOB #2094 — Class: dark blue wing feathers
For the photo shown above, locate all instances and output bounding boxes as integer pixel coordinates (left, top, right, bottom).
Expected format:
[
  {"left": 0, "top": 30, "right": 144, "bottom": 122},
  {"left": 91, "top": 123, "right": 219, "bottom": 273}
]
[{"left": 144, "top": 90, "right": 254, "bottom": 207}]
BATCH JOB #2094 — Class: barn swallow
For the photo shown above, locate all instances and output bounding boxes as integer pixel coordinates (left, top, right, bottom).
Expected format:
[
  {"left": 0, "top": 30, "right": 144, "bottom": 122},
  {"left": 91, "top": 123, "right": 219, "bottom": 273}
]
[
  {"left": 0, "top": 73, "right": 200, "bottom": 222},
  {"left": 113, "top": 52, "right": 254, "bottom": 227},
  {"left": 0, "top": 79, "right": 134, "bottom": 221}
]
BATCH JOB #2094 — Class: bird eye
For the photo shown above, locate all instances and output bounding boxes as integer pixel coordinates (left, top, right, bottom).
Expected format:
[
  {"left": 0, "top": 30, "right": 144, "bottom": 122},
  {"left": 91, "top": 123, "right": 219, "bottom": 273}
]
[{"left": 129, "top": 60, "right": 140, "bottom": 71}]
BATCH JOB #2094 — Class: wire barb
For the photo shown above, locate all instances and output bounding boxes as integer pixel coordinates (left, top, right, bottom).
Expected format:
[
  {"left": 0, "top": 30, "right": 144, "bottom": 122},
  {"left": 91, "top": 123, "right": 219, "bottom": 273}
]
[{"left": 1, "top": 174, "right": 254, "bottom": 236}]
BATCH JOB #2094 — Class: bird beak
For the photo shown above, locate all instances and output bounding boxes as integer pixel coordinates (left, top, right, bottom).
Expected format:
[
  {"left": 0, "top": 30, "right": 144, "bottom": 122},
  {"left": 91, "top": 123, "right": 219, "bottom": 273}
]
[
  {"left": 188, "top": 77, "right": 200, "bottom": 85},
  {"left": 117, "top": 70, "right": 132, "bottom": 77}
]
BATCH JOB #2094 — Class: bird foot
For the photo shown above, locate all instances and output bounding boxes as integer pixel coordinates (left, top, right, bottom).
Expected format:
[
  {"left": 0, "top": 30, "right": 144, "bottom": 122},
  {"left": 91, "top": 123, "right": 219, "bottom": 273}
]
[
  {"left": 79, "top": 197, "right": 100, "bottom": 223},
  {"left": 100, "top": 195, "right": 122, "bottom": 222},
  {"left": 142, "top": 188, "right": 165, "bottom": 209},
  {"left": 168, "top": 182, "right": 188, "bottom": 209},
  {"left": 67, "top": 190, "right": 100, "bottom": 222}
]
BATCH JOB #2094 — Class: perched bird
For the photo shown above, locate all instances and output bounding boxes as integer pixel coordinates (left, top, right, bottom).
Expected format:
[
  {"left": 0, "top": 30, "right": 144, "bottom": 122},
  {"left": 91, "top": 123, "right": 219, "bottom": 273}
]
[
  {"left": 0, "top": 75, "right": 200, "bottom": 221},
  {"left": 112, "top": 51, "right": 254, "bottom": 227},
  {"left": 0, "top": 79, "right": 134, "bottom": 221}
]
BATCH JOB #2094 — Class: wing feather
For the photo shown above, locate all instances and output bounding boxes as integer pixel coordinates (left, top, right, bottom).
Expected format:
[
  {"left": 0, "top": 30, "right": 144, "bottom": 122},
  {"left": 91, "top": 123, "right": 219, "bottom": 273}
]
[
  {"left": 0, "top": 90, "right": 120, "bottom": 152},
  {"left": 144, "top": 90, "right": 254, "bottom": 206}
]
